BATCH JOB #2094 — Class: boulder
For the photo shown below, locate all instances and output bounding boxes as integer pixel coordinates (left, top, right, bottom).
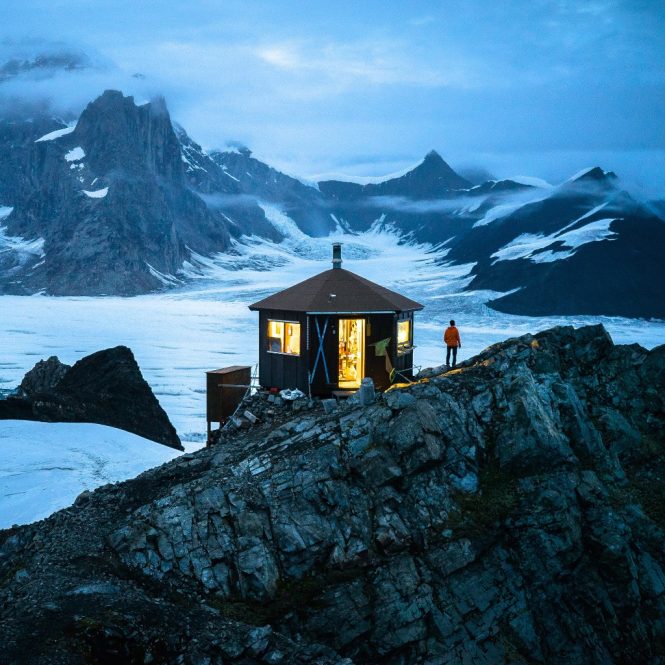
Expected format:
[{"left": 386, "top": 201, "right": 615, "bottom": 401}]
[{"left": 29, "top": 346, "right": 181, "bottom": 449}]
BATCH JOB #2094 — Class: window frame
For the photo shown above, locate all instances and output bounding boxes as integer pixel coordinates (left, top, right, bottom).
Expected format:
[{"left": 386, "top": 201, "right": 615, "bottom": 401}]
[
  {"left": 266, "top": 318, "right": 301, "bottom": 356},
  {"left": 396, "top": 318, "right": 412, "bottom": 356}
]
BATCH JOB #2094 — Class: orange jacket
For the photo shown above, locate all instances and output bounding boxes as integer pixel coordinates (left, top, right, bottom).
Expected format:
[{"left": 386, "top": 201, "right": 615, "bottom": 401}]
[{"left": 444, "top": 326, "right": 461, "bottom": 347}]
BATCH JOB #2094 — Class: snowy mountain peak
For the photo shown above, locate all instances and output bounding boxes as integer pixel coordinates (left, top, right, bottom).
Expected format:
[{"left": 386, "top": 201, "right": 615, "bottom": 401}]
[{"left": 568, "top": 166, "right": 618, "bottom": 185}]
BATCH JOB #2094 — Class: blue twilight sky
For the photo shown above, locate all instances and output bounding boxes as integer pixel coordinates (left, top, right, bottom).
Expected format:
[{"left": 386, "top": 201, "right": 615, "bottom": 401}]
[{"left": 1, "top": 0, "right": 664, "bottom": 193}]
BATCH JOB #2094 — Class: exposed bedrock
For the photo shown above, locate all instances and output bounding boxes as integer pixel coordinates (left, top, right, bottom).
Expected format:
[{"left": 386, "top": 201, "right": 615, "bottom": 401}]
[
  {"left": 1, "top": 325, "right": 664, "bottom": 663},
  {"left": 0, "top": 346, "right": 181, "bottom": 449}
]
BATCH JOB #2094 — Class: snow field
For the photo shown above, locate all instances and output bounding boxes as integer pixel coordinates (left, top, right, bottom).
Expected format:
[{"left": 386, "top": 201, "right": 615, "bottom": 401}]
[
  {"left": 0, "top": 421, "right": 184, "bottom": 529},
  {"left": 1, "top": 228, "right": 664, "bottom": 436}
]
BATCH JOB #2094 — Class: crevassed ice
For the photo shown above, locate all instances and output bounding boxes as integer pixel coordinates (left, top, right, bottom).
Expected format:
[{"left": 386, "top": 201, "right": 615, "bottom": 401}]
[
  {"left": 1, "top": 206, "right": 45, "bottom": 259},
  {"left": 0, "top": 226, "right": 45, "bottom": 257},
  {"left": 1, "top": 218, "right": 665, "bottom": 440}
]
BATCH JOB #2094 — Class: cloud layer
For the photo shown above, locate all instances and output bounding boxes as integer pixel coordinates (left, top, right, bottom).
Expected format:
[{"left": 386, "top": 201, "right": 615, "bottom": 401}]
[{"left": 1, "top": 1, "right": 664, "bottom": 192}]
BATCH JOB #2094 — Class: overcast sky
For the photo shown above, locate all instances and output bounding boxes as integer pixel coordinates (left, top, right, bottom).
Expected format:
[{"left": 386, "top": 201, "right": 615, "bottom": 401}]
[{"left": 1, "top": 0, "right": 664, "bottom": 193}]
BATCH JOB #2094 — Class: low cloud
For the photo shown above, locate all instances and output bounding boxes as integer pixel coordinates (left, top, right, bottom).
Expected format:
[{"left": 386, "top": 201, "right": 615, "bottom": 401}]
[
  {"left": 254, "top": 38, "right": 468, "bottom": 91},
  {"left": 360, "top": 185, "right": 562, "bottom": 218},
  {"left": 363, "top": 195, "right": 479, "bottom": 215},
  {"left": 0, "top": 39, "right": 156, "bottom": 119},
  {"left": 199, "top": 193, "right": 260, "bottom": 209}
]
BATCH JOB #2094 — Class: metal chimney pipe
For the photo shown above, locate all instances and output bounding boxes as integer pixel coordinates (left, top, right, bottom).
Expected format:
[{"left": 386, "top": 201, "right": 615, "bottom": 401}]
[{"left": 332, "top": 242, "right": 342, "bottom": 270}]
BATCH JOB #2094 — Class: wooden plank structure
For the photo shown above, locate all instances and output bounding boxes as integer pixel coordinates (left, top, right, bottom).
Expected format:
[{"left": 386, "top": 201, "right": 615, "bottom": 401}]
[
  {"left": 249, "top": 243, "right": 424, "bottom": 396},
  {"left": 206, "top": 365, "right": 251, "bottom": 441}
]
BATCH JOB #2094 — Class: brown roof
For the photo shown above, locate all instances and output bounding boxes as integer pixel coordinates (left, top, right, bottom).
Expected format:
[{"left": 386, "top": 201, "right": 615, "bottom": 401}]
[{"left": 249, "top": 268, "right": 424, "bottom": 313}]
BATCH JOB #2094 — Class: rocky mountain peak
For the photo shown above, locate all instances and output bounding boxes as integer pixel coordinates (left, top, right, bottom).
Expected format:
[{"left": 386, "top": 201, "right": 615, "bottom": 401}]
[
  {"left": 423, "top": 148, "right": 444, "bottom": 163},
  {"left": 385, "top": 149, "right": 471, "bottom": 195},
  {"left": 73, "top": 89, "right": 184, "bottom": 180},
  {"left": 570, "top": 166, "right": 618, "bottom": 186},
  {"left": 0, "top": 49, "right": 92, "bottom": 83}
]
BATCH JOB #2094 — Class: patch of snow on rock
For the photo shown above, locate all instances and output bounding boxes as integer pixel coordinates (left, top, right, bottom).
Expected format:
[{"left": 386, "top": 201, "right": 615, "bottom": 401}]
[
  {"left": 35, "top": 126, "right": 75, "bottom": 143},
  {"left": 492, "top": 219, "right": 619, "bottom": 264},
  {"left": 146, "top": 262, "right": 181, "bottom": 286},
  {"left": 508, "top": 175, "right": 553, "bottom": 189},
  {"left": 65, "top": 147, "right": 85, "bottom": 162},
  {"left": 83, "top": 187, "right": 108, "bottom": 199},
  {"left": 311, "top": 159, "right": 426, "bottom": 186},
  {"left": 473, "top": 201, "right": 527, "bottom": 228},
  {"left": 554, "top": 218, "right": 618, "bottom": 248},
  {"left": 472, "top": 189, "right": 553, "bottom": 228},
  {"left": 566, "top": 167, "right": 595, "bottom": 182}
]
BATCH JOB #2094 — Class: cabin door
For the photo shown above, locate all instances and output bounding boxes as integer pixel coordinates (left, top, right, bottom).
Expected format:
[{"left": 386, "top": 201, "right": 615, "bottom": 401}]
[{"left": 338, "top": 318, "right": 365, "bottom": 389}]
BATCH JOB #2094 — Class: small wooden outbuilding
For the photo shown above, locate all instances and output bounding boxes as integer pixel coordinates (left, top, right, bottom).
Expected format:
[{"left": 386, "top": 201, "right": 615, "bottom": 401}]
[{"left": 248, "top": 243, "right": 424, "bottom": 396}]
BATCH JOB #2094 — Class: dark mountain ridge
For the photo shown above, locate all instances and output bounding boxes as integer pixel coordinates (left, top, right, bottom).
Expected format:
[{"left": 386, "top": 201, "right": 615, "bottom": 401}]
[
  {"left": 318, "top": 150, "right": 472, "bottom": 201},
  {"left": 0, "top": 91, "right": 281, "bottom": 295},
  {"left": 0, "top": 89, "right": 663, "bottom": 318}
]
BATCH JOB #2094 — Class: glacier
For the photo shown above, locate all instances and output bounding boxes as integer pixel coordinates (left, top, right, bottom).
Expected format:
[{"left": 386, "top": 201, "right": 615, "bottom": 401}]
[
  {"left": 1, "top": 226, "right": 664, "bottom": 442},
  {"left": 0, "top": 420, "right": 185, "bottom": 529}
]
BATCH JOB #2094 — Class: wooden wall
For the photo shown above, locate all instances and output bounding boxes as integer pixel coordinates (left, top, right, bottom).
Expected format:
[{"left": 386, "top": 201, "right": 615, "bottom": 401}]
[
  {"left": 257, "top": 309, "right": 417, "bottom": 395},
  {"left": 257, "top": 310, "right": 309, "bottom": 393}
]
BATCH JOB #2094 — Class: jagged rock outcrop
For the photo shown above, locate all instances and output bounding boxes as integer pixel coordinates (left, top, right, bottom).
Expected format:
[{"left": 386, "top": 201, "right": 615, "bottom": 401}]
[
  {"left": 17, "top": 355, "right": 70, "bottom": 397},
  {"left": 0, "top": 346, "right": 181, "bottom": 449},
  {"left": 0, "top": 91, "right": 235, "bottom": 295},
  {"left": 1, "top": 325, "right": 665, "bottom": 663},
  {"left": 210, "top": 147, "right": 337, "bottom": 237}
]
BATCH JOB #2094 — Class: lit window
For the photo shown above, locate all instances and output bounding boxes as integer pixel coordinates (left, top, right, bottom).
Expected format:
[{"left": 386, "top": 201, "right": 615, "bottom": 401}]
[
  {"left": 267, "top": 320, "right": 300, "bottom": 355},
  {"left": 397, "top": 320, "right": 411, "bottom": 355}
]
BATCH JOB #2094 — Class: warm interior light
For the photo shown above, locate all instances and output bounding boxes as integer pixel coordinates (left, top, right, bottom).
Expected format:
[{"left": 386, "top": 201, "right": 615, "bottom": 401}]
[
  {"left": 397, "top": 320, "right": 411, "bottom": 354},
  {"left": 285, "top": 323, "right": 300, "bottom": 355},
  {"left": 267, "top": 319, "right": 300, "bottom": 355},
  {"left": 339, "top": 318, "right": 364, "bottom": 389}
]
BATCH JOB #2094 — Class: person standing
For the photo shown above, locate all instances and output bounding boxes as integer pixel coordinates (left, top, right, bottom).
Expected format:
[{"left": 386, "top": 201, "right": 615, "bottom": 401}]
[{"left": 444, "top": 320, "right": 461, "bottom": 368}]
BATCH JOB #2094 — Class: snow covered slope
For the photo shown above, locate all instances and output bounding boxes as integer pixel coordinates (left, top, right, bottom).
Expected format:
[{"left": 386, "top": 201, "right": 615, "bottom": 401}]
[
  {"left": 0, "top": 421, "right": 185, "bottom": 529},
  {"left": 2, "top": 89, "right": 664, "bottom": 317}
]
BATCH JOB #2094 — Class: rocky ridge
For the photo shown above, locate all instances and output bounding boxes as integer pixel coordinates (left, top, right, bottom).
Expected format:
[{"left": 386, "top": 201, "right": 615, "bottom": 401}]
[
  {"left": 192, "top": 147, "right": 665, "bottom": 319},
  {"left": 2, "top": 89, "right": 664, "bottom": 316},
  {"left": 1, "top": 325, "right": 664, "bottom": 663},
  {"left": 0, "top": 346, "right": 181, "bottom": 449}
]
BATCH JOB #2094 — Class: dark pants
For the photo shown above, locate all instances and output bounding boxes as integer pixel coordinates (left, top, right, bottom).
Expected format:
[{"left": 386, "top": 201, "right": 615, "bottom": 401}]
[{"left": 446, "top": 345, "right": 458, "bottom": 367}]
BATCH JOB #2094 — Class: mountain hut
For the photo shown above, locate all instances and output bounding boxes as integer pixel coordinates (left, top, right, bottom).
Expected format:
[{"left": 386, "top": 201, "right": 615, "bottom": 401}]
[{"left": 248, "top": 244, "right": 424, "bottom": 396}]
